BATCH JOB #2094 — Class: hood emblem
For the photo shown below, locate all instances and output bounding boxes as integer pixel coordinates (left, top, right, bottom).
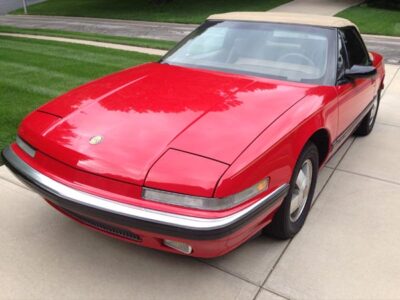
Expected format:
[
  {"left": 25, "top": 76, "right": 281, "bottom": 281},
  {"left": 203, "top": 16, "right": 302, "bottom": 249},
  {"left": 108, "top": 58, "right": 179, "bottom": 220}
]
[{"left": 89, "top": 135, "right": 103, "bottom": 145}]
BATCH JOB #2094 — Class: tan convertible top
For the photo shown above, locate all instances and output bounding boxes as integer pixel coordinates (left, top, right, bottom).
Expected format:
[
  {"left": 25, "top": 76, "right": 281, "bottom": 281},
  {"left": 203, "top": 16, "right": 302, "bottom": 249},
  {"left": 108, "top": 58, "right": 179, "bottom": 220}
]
[{"left": 207, "top": 12, "right": 356, "bottom": 28}]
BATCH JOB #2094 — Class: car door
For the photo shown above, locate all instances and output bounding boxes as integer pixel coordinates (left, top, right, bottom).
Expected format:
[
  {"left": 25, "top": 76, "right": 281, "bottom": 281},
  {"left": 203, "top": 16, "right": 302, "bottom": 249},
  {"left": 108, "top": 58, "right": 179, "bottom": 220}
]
[{"left": 336, "top": 27, "right": 376, "bottom": 136}]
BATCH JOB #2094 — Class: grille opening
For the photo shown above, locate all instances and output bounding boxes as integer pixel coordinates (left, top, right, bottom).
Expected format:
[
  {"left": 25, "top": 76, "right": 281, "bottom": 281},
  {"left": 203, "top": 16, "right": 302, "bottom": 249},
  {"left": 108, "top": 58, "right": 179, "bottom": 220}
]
[{"left": 65, "top": 209, "right": 142, "bottom": 242}]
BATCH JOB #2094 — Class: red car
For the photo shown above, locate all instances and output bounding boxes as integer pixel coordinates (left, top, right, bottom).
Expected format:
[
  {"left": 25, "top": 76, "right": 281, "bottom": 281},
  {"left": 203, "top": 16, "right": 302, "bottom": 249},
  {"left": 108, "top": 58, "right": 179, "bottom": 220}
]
[{"left": 2, "top": 12, "right": 384, "bottom": 258}]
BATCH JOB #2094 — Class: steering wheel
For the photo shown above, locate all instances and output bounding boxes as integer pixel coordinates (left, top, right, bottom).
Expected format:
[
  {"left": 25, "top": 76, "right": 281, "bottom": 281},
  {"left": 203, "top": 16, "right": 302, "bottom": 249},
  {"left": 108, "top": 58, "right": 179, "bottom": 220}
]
[{"left": 277, "top": 53, "right": 315, "bottom": 67}]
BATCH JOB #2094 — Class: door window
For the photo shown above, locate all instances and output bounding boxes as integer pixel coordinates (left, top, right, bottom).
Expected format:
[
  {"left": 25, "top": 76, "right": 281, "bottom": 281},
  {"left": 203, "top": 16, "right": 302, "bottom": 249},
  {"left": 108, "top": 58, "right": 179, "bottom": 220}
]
[{"left": 340, "top": 27, "right": 370, "bottom": 67}]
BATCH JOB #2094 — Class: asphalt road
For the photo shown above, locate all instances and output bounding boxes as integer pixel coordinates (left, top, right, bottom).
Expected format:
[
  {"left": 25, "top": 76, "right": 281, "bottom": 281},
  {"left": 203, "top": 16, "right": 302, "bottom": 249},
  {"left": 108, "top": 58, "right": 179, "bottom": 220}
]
[
  {"left": 362, "top": 35, "right": 400, "bottom": 65},
  {"left": 0, "top": 15, "right": 399, "bottom": 64},
  {"left": 0, "top": 15, "right": 196, "bottom": 41}
]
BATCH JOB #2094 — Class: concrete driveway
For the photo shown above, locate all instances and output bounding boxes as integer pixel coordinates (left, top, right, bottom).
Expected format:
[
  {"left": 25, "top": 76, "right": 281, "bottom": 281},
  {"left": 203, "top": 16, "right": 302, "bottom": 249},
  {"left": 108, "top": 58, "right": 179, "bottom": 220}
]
[{"left": 0, "top": 65, "right": 399, "bottom": 299}]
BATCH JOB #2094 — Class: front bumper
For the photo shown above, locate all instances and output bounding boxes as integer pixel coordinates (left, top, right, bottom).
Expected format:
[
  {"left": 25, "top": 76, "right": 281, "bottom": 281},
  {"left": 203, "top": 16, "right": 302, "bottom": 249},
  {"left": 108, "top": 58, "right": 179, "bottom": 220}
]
[{"left": 2, "top": 146, "right": 289, "bottom": 242}]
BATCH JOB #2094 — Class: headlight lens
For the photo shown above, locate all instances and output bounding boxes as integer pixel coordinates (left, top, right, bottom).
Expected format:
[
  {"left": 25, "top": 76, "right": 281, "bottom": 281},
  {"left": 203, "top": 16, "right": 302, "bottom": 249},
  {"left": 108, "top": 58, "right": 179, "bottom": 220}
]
[{"left": 142, "top": 178, "right": 269, "bottom": 211}]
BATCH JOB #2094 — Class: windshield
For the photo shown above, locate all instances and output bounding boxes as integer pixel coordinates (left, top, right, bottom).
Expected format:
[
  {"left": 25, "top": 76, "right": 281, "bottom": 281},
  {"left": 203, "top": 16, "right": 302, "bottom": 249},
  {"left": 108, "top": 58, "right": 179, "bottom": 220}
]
[{"left": 162, "top": 21, "right": 336, "bottom": 85}]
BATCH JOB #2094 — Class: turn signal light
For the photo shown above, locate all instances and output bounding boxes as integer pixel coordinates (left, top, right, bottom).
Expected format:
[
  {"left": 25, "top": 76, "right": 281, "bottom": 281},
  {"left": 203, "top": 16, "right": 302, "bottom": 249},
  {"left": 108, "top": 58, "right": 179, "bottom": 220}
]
[{"left": 143, "top": 177, "right": 270, "bottom": 211}]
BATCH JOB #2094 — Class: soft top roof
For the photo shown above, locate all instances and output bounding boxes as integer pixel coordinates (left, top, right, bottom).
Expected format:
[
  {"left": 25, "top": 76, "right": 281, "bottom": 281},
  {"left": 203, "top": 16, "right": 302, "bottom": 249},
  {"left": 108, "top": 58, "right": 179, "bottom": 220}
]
[{"left": 207, "top": 12, "right": 356, "bottom": 29}]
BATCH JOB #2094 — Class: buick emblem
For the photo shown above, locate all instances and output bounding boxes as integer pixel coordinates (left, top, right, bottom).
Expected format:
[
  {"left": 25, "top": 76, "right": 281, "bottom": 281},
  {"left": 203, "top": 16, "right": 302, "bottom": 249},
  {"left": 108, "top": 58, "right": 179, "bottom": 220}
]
[{"left": 89, "top": 135, "right": 103, "bottom": 145}]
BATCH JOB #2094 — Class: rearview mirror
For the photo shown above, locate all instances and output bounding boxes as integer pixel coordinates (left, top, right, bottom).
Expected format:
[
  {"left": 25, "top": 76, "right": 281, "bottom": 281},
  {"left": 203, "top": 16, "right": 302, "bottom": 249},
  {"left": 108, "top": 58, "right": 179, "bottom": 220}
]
[{"left": 345, "top": 65, "right": 377, "bottom": 79}]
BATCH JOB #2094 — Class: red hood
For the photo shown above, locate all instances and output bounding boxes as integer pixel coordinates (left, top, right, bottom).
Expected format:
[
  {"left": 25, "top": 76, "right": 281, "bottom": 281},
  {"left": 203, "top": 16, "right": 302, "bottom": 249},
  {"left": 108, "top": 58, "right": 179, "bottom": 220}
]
[{"left": 21, "top": 63, "right": 309, "bottom": 185}]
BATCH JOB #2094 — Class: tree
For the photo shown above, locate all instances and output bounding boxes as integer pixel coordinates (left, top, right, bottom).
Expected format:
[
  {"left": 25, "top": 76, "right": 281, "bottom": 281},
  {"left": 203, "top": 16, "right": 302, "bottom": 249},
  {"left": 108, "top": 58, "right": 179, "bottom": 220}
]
[{"left": 150, "top": 0, "right": 173, "bottom": 4}]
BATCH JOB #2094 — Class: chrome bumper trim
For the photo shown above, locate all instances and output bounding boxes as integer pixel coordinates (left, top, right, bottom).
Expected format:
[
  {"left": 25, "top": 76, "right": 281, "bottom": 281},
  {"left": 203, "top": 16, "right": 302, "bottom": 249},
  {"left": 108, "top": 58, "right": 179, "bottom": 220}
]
[{"left": 2, "top": 146, "right": 289, "bottom": 236}]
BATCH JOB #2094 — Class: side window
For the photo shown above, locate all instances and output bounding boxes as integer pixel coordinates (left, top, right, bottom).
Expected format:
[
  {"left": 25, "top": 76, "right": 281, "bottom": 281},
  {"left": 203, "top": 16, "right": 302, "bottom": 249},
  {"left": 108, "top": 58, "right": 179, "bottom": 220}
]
[{"left": 340, "top": 27, "right": 370, "bottom": 67}]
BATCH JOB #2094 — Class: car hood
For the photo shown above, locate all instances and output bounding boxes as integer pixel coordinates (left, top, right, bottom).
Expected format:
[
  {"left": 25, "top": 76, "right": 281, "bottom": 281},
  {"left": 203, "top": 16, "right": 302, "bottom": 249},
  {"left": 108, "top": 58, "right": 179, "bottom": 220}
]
[{"left": 22, "top": 63, "right": 309, "bottom": 185}]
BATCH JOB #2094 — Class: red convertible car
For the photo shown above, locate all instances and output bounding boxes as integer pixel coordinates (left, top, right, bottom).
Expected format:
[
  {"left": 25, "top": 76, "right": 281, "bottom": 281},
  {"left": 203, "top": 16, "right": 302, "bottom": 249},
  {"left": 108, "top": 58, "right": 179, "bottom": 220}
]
[{"left": 2, "top": 12, "right": 384, "bottom": 257}]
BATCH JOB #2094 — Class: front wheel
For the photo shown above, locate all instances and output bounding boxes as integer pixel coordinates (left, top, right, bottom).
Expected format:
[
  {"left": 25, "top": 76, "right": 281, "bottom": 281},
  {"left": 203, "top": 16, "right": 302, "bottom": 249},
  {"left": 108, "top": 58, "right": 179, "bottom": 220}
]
[{"left": 265, "top": 142, "right": 319, "bottom": 239}]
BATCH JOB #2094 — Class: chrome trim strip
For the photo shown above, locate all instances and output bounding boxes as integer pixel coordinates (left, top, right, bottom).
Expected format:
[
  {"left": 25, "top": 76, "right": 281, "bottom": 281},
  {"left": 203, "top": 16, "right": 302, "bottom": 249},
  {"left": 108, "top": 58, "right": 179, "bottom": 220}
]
[
  {"left": 3, "top": 146, "right": 288, "bottom": 231},
  {"left": 332, "top": 98, "right": 375, "bottom": 150},
  {"left": 16, "top": 136, "right": 36, "bottom": 158}
]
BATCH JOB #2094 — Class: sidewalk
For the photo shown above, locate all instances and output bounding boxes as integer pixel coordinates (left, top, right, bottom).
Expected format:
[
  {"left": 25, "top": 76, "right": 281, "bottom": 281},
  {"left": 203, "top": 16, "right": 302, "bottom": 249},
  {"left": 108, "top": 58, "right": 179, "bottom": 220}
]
[
  {"left": 270, "top": 0, "right": 362, "bottom": 16},
  {"left": 0, "top": 32, "right": 167, "bottom": 55},
  {"left": 1, "top": 15, "right": 399, "bottom": 64},
  {"left": 1, "top": 64, "right": 400, "bottom": 299}
]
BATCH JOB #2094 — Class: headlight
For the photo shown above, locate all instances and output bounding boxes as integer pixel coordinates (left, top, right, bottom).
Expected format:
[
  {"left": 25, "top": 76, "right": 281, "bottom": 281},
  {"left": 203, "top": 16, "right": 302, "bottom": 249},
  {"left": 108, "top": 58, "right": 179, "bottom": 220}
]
[{"left": 142, "top": 178, "right": 269, "bottom": 211}]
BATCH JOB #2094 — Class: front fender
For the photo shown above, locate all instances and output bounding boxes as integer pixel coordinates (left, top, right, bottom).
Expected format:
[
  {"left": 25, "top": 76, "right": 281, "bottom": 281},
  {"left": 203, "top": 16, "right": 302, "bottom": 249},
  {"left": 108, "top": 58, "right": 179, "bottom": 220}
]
[{"left": 215, "top": 86, "right": 338, "bottom": 198}]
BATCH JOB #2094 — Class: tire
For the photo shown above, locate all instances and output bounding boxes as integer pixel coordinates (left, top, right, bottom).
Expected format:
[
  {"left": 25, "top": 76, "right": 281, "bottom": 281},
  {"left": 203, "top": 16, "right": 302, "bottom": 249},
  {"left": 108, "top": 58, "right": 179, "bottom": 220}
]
[
  {"left": 265, "top": 142, "right": 319, "bottom": 239},
  {"left": 354, "top": 90, "right": 380, "bottom": 136}
]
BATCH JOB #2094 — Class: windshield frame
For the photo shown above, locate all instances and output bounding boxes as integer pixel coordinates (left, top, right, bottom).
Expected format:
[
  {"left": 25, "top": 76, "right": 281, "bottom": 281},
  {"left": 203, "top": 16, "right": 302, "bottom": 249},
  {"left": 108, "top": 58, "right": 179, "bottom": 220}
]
[{"left": 160, "top": 20, "right": 338, "bottom": 85}]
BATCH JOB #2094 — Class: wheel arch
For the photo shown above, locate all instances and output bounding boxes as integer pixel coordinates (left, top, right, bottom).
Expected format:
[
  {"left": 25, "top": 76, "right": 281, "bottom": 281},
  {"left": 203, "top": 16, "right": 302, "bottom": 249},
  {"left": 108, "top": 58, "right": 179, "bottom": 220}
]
[{"left": 307, "top": 128, "right": 331, "bottom": 167}]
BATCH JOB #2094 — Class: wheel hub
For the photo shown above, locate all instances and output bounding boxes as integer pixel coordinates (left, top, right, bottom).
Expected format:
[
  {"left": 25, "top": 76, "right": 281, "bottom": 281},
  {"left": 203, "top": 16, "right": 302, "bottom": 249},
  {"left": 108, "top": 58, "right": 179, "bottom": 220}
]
[
  {"left": 369, "top": 97, "right": 378, "bottom": 126},
  {"left": 289, "top": 159, "right": 313, "bottom": 222}
]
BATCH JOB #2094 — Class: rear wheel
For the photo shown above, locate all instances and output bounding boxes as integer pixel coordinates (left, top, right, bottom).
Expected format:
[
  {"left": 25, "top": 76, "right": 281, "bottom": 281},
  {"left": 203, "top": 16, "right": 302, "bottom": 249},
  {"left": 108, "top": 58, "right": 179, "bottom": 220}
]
[
  {"left": 265, "top": 142, "right": 319, "bottom": 239},
  {"left": 354, "top": 90, "right": 380, "bottom": 136}
]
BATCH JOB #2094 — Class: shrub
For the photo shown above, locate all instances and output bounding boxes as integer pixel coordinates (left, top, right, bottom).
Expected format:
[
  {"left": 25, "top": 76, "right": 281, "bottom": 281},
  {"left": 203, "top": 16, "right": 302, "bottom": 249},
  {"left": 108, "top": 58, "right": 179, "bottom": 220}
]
[{"left": 365, "top": 0, "right": 400, "bottom": 9}]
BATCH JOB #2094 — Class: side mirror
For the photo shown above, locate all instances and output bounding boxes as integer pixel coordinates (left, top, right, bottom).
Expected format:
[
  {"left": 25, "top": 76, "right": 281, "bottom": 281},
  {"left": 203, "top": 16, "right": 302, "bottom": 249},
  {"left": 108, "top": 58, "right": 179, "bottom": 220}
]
[{"left": 345, "top": 65, "right": 377, "bottom": 79}]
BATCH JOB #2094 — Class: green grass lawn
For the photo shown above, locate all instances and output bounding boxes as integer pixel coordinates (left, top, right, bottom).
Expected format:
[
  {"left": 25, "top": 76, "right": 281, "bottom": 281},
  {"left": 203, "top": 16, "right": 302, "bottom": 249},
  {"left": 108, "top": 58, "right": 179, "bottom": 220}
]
[
  {"left": 337, "top": 3, "right": 400, "bottom": 36},
  {"left": 12, "top": 0, "right": 290, "bottom": 24},
  {"left": 0, "top": 25, "right": 176, "bottom": 50},
  {"left": 0, "top": 36, "right": 159, "bottom": 150}
]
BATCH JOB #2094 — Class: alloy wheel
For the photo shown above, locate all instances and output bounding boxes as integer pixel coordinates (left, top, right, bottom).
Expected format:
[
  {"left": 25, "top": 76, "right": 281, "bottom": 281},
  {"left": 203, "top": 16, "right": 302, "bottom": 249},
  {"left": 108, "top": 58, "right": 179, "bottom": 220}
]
[{"left": 289, "top": 159, "right": 313, "bottom": 222}]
